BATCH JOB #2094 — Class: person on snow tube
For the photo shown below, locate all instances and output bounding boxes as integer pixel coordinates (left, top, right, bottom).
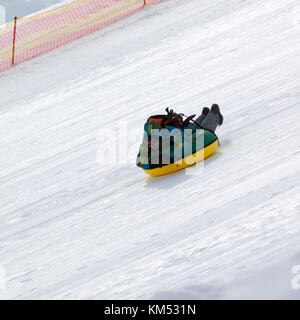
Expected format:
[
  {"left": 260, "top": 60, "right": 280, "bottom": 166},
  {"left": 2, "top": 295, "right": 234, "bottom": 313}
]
[{"left": 136, "top": 104, "right": 223, "bottom": 171}]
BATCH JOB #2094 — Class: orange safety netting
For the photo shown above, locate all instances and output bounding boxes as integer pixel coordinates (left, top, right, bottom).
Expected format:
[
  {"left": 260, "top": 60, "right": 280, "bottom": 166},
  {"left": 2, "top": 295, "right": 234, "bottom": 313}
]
[
  {"left": 0, "top": 21, "right": 14, "bottom": 72},
  {"left": 147, "top": 0, "right": 162, "bottom": 3},
  {"left": 0, "top": 0, "right": 162, "bottom": 72}
]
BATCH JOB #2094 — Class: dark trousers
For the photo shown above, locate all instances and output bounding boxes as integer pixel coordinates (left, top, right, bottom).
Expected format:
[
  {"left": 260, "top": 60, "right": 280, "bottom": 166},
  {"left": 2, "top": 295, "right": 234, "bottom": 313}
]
[{"left": 195, "top": 110, "right": 219, "bottom": 133}]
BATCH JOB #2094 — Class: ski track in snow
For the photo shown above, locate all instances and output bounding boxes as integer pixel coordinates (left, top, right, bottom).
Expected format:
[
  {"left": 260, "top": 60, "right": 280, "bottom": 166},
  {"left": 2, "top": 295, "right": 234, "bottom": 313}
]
[{"left": 0, "top": 0, "right": 300, "bottom": 299}]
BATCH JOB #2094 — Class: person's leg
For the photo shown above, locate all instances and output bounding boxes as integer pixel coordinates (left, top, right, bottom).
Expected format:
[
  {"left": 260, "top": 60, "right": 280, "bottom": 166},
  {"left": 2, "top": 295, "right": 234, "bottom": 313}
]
[
  {"left": 195, "top": 107, "right": 209, "bottom": 126},
  {"left": 199, "top": 110, "right": 219, "bottom": 132},
  {"left": 211, "top": 104, "right": 223, "bottom": 125},
  {"left": 197, "top": 104, "right": 223, "bottom": 133}
]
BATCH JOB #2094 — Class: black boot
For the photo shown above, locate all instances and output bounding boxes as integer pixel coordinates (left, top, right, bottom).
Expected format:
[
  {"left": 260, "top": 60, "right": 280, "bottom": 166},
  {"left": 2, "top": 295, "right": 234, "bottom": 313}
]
[
  {"left": 211, "top": 104, "right": 223, "bottom": 125},
  {"left": 195, "top": 107, "right": 209, "bottom": 126}
]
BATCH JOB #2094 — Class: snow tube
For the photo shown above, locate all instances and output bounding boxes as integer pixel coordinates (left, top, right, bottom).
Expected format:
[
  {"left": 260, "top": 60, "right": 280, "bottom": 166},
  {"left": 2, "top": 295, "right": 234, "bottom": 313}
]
[
  {"left": 144, "top": 138, "right": 218, "bottom": 177},
  {"left": 137, "top": 125, "right": 219, "bottom": 177}
]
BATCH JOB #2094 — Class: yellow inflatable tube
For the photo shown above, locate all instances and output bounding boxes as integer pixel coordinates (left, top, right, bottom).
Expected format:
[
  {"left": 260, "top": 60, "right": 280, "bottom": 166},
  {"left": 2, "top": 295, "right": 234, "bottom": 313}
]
[{"left": 144, "top": 139, "right": 218, "bottom": 177}]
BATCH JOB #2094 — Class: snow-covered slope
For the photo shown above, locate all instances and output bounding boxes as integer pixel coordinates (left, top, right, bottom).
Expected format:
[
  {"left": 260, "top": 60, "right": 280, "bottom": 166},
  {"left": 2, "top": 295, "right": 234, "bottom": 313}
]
[{"left": 0, "top": 0, "right": 300, "bottom": 299}]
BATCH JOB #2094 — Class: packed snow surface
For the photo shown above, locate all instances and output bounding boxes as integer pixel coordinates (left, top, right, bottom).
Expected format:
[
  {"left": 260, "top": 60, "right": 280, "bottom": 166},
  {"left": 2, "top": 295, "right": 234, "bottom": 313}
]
[{"left": 0, "top": 0, "right": 300, "bottom": 299}]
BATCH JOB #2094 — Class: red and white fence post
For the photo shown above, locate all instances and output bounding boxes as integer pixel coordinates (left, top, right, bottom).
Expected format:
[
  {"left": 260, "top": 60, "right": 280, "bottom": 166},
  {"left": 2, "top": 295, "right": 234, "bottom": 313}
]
[{"left": 12, "top": 16, "right": 17, "bottom": 65}]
